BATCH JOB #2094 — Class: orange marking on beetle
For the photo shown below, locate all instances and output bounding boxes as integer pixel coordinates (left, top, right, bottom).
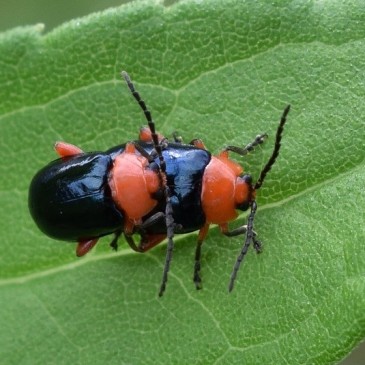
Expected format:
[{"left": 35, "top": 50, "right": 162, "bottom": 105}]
[
  {"left": 201, "top": 154, "right": 252, "bottom": 225},
  {"left": 201, "top": 156, "right": 239, "bottom": 224},
  {"left": 191, "top": 139, "right": 207, "bottom": 150},
  {"left": 216, "top": 151, "right": 243, "bottom": 176},
  {"left": 139, "top": 126, "right": 165, "bottom": 142},
  {"left": 54, "top": 142, "right": 84, "bottom": 157},
  {"left": 76, "top": 238, "right": 98, "bottom": 257},
  {"left": 109, "top": 143, "right": 160, "bottom": 222}
]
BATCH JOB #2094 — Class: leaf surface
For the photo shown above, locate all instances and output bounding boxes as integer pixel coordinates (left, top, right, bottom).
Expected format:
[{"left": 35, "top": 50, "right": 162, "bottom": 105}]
[{"left": 0, "top": 1, "right": 364, "bottom": 364}]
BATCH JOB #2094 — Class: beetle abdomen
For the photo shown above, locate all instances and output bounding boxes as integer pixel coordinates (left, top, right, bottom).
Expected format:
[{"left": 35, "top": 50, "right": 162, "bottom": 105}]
[{"left": 29, "top": 153, "right": 123, "bottom": 241}]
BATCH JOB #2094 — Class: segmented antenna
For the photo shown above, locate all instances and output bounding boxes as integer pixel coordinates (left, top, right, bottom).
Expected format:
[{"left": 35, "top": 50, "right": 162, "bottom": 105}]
[
  {"left": 229, "top": 105, "right": 291, "bottom": 292},
  {"left": 254, "top": 105, "right": 291, "bottom": 190},
  {"left": 121, "top": 71, "right": 174, "bottom": 297},
  {"left": 121, "top": 71, "right": 162, "bottom": 158},
  {"left": 228, "top": 201, "right": 257, "bottom": 292}
]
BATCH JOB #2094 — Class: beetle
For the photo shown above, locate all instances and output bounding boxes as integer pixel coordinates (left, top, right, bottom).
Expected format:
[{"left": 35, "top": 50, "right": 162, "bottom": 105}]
[{"left": 29, "top": 71, "right": 290, "bottom": 295}]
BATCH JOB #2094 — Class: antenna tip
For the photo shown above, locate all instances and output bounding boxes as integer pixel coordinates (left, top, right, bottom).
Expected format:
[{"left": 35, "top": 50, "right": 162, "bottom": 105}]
[
  {"left": 284, "top": 104, "right": 291, "bottom": 115},
  {"left": 121, "top": 70, "right": 130, "bottom": 82}
]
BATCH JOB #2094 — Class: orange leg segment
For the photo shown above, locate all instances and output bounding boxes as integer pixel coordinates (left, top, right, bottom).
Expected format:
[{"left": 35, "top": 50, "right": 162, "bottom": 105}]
[
  {"left": 76, "top": 238, "right": 98, "bottom": 257},
  {"left": 54, "top": 142, "right": 84, "bottom": 157},
  {"left": 190, "top": 139, "right": 207, "bottom": 150},
  {"left": 139, "top": 126, "right": 165, "bottom": 143}
]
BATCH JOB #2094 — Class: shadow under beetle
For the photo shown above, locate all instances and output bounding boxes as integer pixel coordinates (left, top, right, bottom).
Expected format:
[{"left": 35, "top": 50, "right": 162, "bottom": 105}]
[{"left": 29, "top": 71, "right": 290, "bottom": 296}]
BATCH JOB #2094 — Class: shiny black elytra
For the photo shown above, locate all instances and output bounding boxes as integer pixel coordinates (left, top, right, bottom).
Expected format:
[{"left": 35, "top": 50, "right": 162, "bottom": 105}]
[{"left": 29, "top": 153, "right": 122, "bottom": 241}]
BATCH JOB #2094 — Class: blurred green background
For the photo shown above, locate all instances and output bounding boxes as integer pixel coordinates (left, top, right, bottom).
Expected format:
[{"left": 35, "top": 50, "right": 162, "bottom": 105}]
[
  {"left": 0, "top": 0, "right": 130, "bottom": 32},
  {"left": 0, "top": 0, "right": 363, "bottom": 364}
]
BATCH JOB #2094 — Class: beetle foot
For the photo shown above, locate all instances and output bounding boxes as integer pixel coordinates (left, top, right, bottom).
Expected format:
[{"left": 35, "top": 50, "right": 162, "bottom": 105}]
[
  {"left": 253, "top": 237, "right": 263, "bottom": 254},
  {"left": 110, "top": 240, "right": 118, "bottom": 251},
  {"left": 193, "top": 267, "right": 203, "bottom": 290},
  {"left": 109, "top": 229, "right": 122, "bottom": 252},
  {"left": 194, "top": 278, "right": 202, "bottom": 290}
]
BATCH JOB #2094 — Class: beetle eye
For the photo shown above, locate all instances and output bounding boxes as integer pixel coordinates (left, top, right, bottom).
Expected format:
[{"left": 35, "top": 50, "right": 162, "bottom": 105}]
[
  {"left": 235, "top": 174, "right": 253, "bottom": 212},
  {"left": 148, "top": 162, "right": 160, "bottom": 173},
  {"left": 241, "top": 174, "right": 252, "bottom": 184}
]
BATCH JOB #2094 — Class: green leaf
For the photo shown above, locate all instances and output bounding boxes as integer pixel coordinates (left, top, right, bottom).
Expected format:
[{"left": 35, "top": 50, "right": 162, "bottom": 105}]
[{"left": 1, "top": 1, "right": 364, "bottom": 364}]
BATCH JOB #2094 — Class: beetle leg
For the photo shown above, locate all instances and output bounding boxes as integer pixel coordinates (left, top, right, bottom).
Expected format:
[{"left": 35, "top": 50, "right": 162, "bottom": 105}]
[
  {"left": 157, "top": 192, "right": 174, "bottom": 297},
  {"left": 193, "top": 223, "right": 210, "bottom": 290},
  {"left": 140, "top": 212, "right": 165, "bottom": 228},
  {"left": 131, "top": 136, "right": 169, "bottom": 172},
  {"left": 141, "top": 125, "right": 183, "bottom": 144},
  {"left": 172, "top": 131, "right": 183, "bottom": 143},
  {"left": 223, "top": 133, "right": 268, "bottom": 157},
  {"left": 76, "top": 238, "right": 98, "bottom": 257},
  {"left": 141, "top": 234, "right": 167, "bottom": 251},
  {"left": 147, "top": 140, "right": 168, "bottom": 162},
  {"left": 133, "top": 142, "right": 157, "bottom": 163},
  {"left": 124, "top": 212, "right": 166, "bottom": 252},
  {"left": 132, "top": 141, "right": 168, "bottom": 172},
  {"left": 54, "top": 142, "right": 84, "bottom": 157},
  {"left": 190, "top": 139, "right": 207, "bottom": 150},
  {"left": 220, "top": 224, "right": 262, "bottom": 253},
  {"left": 124, "top": 234, "right": 143, "bottom": 252},
  {"left": 124, "top": 233, "right": 167, "bottom": 252},
  {"left": 109, "top": 229, "right": 123, "bottom": 251}
]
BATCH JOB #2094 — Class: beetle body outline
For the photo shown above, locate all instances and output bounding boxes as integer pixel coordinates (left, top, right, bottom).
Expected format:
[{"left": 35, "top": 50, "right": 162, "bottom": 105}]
[{"left": 29, "top": 71, "right": 290, "bottom": 295}]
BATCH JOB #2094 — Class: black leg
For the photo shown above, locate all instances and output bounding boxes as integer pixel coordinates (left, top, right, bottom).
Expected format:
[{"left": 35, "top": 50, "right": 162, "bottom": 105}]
[
  {"left": 172, "top": 132, "right": 183, "bottom": 143},
  {"left": 222, "top": 225, "right": 262, "bottom": 254},
  {"left": 224, "top": 133, "right": 267, "bottom": 156},
  {"left": 193, "top": 240, "right": 203, "bottom": 289},
  {"left": 192, "top": 224, "right": 209, "bottom": 290},
  {"left": 124, "top": 233, "right": 143, "bottom": 252},
  {"left": 110, "top": 229, "right": 122, "bottom": 251},
  {"left": 139, "top": 212, "right": 165, "bottom": 229},
  {"left": 158, "top": 193, "right": 175, "bottom": 296}
]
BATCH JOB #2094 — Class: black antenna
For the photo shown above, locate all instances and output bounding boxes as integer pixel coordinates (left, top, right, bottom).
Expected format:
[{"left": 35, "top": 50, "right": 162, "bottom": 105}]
[
  {"left": 121, "top": 71, "right": 161, "bottom": 155},
  {"left": 254, "top": 105, "right": 291, "bottom": 190},
  {"left": 121, "top": 71, "right": 175, "bottom": 297},
  {"left": 228, "top": 201, "right": 257, "bottom": 292},
  {"left": 228, "top": 105, "right": 291, "bottom": 292}
]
